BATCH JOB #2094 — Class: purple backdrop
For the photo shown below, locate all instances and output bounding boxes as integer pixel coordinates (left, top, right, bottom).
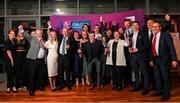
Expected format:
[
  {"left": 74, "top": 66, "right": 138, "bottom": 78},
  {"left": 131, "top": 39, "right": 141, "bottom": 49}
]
[{"left": 50, "top": 9, "right": 145, "bottom": 33}]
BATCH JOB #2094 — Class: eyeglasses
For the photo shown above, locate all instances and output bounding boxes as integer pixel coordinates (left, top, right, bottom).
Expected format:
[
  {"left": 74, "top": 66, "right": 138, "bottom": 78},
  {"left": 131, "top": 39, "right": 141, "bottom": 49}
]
[{"left": 152, "top": 26, "right": 160, "bottom": 28}]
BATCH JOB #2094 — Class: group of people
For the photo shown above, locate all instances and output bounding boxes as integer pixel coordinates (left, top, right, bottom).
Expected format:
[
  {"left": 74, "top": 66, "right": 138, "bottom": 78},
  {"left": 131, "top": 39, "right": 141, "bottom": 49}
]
[{"left": 4, "top": 15, "right": 177, "bottom": 100}]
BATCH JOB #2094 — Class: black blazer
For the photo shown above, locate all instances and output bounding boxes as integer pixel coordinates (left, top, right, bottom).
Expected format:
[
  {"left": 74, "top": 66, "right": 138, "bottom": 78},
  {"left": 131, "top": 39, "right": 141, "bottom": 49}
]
[
  {"left": 82, "top": 40, "right": 104, "bottom": 63},
  {"left": 150, "top": 32, "right": 177, "bottom": 64},
  {"left": 57, "top": 34, "right": 75, "bottom": 59},
  {"left": 130, "top": 30, "right": 149, "bottom": 61}
]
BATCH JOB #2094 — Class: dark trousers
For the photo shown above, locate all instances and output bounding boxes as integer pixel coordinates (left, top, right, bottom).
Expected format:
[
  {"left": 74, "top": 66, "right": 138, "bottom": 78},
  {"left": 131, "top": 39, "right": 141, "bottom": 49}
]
[
  {"left": 131, "top": 54, "right": 149, "bottom": 90},
  {"left": 73, "top": 53, "right": 83, "bottom": 84},
  {"left": 4, "top": 59, "right": 15, "bottom": 88},
  {"left": 88, "top": 58, "right": 101, "bottom": 86},
  {"left": 147, "top": 60, "right": 155, "bottom": 89},
  {"left": 110, "top": 65, "right": 124, "bottom": 88},
  {"left": 154, "top": 57, "right": 171, "bottom": 96},
  {"left": 58, "top": 54, "right": 71, "bottom": 87},
  {"left": 28, "top": 58, "right": 45, "bottom": 91},
  {"left": 15, "top": 52, "right": 27, "bottom": 88},
  {"left": 124, "top": 47, "right": 132, "bottom": 85},
  {"left": 101, "top": 55, "right": 111, "bottom": 85}
]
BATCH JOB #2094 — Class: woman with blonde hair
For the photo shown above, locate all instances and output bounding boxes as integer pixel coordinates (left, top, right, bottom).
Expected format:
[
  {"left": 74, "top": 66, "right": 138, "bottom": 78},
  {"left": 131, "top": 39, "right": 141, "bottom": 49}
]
[
  {"left": 15, "top": 33, "right": 29, "bottom": 91},
  {"left": 45, "top": 30, "right": 58, "bottom": 91}
]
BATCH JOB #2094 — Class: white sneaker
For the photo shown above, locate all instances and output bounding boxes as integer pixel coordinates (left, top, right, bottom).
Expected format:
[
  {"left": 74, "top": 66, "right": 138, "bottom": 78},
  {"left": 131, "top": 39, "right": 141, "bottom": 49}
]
[
  {"left": 23, "top": 86, "right": 27, "bottom": 91},
  {"left": 82, "top": 79, "right": 85, "bottom": 86},
  {"left": 76, "top": 78, "right": 79, "bottom": 86},
  {"left": 6, "top": 88, "right": 11, "bottom": 93},
  {"left": 12, "top": 87, "right": 17, "bottom": 92}
]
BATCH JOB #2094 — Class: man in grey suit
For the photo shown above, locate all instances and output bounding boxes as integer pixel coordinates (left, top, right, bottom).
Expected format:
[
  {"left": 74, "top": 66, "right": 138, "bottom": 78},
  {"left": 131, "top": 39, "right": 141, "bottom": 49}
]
[{"left": 18, "top": 25, "right": 46, "bottom": 96}]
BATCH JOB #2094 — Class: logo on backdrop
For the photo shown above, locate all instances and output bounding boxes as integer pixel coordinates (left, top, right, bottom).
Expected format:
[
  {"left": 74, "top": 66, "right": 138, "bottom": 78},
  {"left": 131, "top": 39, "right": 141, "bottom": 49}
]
[
  {"left": 71, "top": 20, "right": 91, "bottom": 31},
  {"left": 125, "top": 16, "right": 135, "bottom": 22}
]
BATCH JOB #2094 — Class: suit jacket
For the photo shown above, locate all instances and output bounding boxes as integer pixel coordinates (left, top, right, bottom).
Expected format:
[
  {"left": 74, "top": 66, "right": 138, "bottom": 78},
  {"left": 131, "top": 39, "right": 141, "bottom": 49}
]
[
  {"left": 57, "top": 34, "right": 75, "bottom": 60},
  {"left": 82, "top": 40, "right": 104, "bottom": 63},
  {"left": 106, "top": 39, "right": 129, "bottom": 66},
  {"left": 144, "top": 29, "right": 154, "bottom": 59},
  {"left": 130, "top": 30, "right": 149, "bottom": 61},
  {"left": 150, "top": 32, "right": 177, "bottom": 64}
]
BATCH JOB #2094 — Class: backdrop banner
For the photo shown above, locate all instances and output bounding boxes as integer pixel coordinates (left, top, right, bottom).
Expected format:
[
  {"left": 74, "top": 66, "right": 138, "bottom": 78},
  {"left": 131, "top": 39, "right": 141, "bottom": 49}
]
[{"left": 50, "top": 9, "right": 145, "bottom": 33}]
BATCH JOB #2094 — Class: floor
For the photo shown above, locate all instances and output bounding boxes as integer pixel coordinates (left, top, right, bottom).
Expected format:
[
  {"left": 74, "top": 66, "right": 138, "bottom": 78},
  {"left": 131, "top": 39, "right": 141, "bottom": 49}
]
[{"left": 0, "top": 72, "right": 180, "bottom": 102}]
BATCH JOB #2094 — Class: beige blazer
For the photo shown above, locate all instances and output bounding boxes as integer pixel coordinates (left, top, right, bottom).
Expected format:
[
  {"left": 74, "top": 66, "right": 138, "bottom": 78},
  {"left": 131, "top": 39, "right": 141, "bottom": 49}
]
[{"left": 106, "top": 39, "right": 129, "bottom": 66}]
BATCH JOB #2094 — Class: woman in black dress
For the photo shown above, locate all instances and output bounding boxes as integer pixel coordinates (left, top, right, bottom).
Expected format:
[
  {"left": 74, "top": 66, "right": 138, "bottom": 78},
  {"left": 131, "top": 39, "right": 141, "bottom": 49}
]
[{"left": 4, "top": 30, "right": 17, "bottom": 93}]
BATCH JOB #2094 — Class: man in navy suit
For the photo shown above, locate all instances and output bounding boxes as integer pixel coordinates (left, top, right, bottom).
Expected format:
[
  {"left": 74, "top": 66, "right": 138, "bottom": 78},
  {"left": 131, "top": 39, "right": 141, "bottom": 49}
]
[
  {"left": 144, "top": 19, "right": 156, "bottom": 90},
  {"left": 150, "top": 22, "right": 177, "bottom": 100},
  {"left": 129, "top": 21, "right": 149, "bottom": 95}
]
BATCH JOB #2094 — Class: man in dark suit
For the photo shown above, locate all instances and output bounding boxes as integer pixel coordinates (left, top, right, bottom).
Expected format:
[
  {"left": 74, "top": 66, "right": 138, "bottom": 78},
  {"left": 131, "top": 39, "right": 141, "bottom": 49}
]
[
  {"left": 144, "top": 19, "right": 156, "bottom": 90},
  {"left": 129, "top": 21, "right": 149, "bottom": 95},
  {"left": 150, "top": 22, "right": 177, "bottom": 100},
  {"left": 57, "top": 28, "right": 74, "bottom": 90},
  {"left": 79, "top": 32, "right": 104, "bottom": 90},
  {"left": 123, "top": 19, "right": 134, "bottom": 86}
]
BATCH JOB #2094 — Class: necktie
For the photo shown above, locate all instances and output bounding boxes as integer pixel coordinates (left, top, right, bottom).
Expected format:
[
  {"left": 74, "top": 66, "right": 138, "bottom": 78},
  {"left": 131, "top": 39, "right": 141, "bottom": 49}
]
[
  {"left": 152, "top": 33, "right": 157, "bottom": 57},
  {"left": 127, "top": 29, "right": 130, "bottom": 37},
  {"left": 62, "top": 37, "right": 66, "bottom": 55}
]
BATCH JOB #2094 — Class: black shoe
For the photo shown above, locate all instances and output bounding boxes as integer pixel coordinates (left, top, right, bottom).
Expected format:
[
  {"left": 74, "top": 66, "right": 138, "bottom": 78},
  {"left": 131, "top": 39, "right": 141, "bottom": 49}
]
[
  {"left": 67, "top": 86, "right": 72, "bottom": 90},
  {"left": 152, "top": 92, "right": 161, "bottom": 96},
  {"left": 161, "top": 95, "right": 170, "bottom": 100},
  {"left": 116, "top": 87, "right": 122, "bottom": 91},
  {"left": 112, "top": 86, "right": 116, "bottom": 90},
  {"left": 141, "top": 89, "right": 149, "bottom": 95},
  {"left": 58, "top": 86, "right": 65, "bottom": 91},
  {"left": 39, "top": 87, "right": 45, "bottom": 91},
  {"left": 131, "top": 88, "right": 141, "bottom": 92},
  {"left": 29, "top": 90, "right": 35, "bottom": 96}
]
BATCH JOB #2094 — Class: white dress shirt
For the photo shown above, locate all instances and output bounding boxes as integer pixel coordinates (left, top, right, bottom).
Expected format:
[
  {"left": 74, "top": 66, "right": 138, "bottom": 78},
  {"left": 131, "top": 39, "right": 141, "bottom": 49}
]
[
  {"left": 38, "top": 48, "right": 46, "bottom": 59},
  {"left": 59, "top": 36, "right": 68, "bottom": 55},
  {"left": 152, "top": 32, "right": 161, "bottom": 56},
  {"left": 132, "top": 31, "right": 139, "bottom": 48},
  {"left": 148, "top": 29, "right": 152, "bottom": 39}
]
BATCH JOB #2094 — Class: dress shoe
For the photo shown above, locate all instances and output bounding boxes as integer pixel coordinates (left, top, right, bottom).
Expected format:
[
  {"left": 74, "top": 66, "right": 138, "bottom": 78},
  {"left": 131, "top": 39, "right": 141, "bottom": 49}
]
[
  {"left": 58, "top": 86, "right": 65, "bottom": 91},
  {"left": 39, "top": 87, "right": 45, "bottom": 91},
  {"left": 152, "top": 92, "right": 161, "bottom": 96},
  {"left": 6, "top": 88, "right": 11, "bottom": 93},
  {"left": 112, "top": 86, "right": 116, "bottom": 90},
  {"left": 141, "top": 89, "right": 149, "bottom": 95},
  {"left": 131, "top": 88, "right": 141, "bottom": 92},
  {"left": 29, "top": 90, "right": 35, "bottom": 96},
  {"left": 67, "top": 86, "right": 72, "bottom": 90},
  {"left": 161, "top": 95, "right": 170, "bottom": 100},
  {"left": 116, "top": 87, "right": 122, "bottom": 91}
]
